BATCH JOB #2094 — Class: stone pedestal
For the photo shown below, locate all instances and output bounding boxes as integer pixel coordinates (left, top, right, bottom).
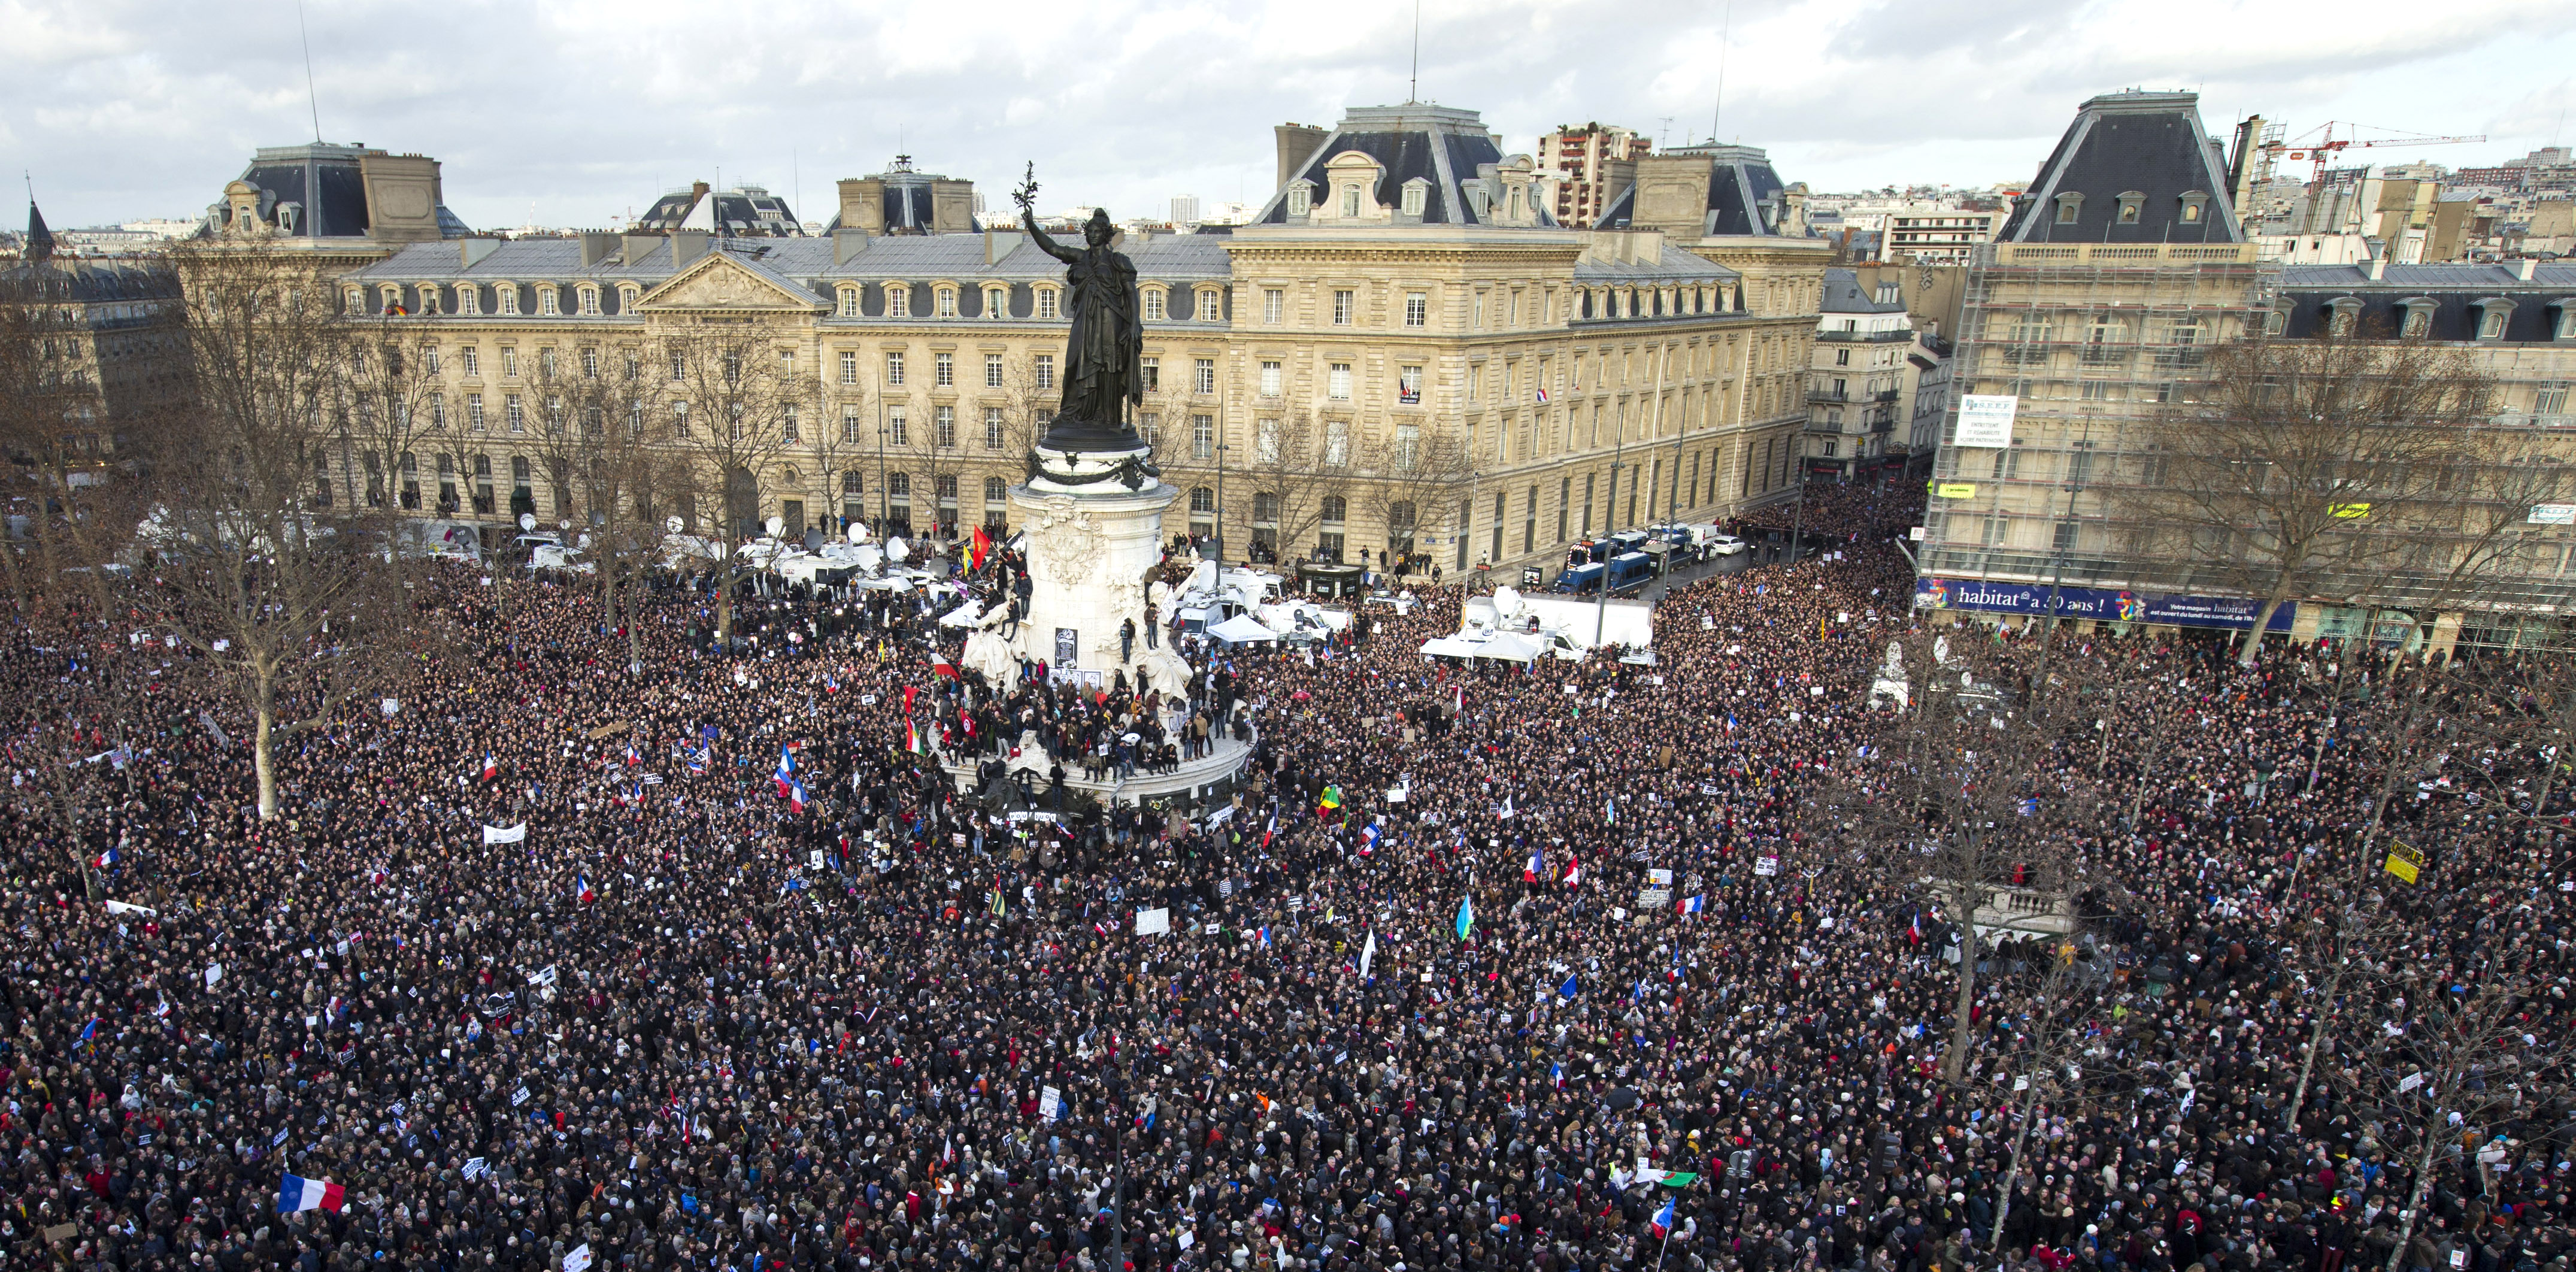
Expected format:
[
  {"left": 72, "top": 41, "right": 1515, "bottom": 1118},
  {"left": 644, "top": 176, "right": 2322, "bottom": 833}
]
[{"left": 1007, "top": 470, "right": 1176, "bottom": 688}]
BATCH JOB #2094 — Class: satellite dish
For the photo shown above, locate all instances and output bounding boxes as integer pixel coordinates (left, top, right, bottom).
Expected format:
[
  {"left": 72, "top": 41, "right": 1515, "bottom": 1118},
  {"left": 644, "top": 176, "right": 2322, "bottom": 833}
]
[
  {"left": 666, "top": 516, "right": 685, "bottom": 535},
  {"left": 519, "top": 513, "right": 537, "bottom": 532},
  {"left": 765, "top": 516, "right": 785, "bottom": 538},
  {"left": 847, "top": 522, "right": 868, "bottom": 544},
  {"left": 802, "top": 529, "right": 825, "bottom": 552},
  {"left": 886, "top": 537, "right": 910, "bottom": 563}
]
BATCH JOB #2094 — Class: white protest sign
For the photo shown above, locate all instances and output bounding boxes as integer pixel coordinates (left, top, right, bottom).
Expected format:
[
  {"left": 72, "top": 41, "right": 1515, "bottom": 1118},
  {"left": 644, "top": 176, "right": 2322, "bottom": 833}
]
[{"left": 1135, "top": 907, "right": 1171, "bottom": 936}]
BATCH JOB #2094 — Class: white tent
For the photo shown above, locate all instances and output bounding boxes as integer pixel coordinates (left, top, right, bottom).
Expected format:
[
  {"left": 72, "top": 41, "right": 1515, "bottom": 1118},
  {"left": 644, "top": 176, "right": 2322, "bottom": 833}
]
[
  {"left": 938, "top": 600, "right": 986, "bottom": 629},
  {"left": 1207, "top": 614, "right": 1281, "bottom": 644}
]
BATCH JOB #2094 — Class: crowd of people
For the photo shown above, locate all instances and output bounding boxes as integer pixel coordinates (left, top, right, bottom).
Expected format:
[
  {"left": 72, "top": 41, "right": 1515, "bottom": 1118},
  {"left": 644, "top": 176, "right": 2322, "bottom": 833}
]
[{"left": 5, "top": 486, "right": 2571, "bottom": 1272}]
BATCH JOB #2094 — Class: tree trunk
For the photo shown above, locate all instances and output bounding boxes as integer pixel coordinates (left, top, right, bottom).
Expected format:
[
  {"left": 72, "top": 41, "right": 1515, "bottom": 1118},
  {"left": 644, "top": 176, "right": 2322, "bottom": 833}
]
[
  {"left": 1941, "top": 891, "right": 1980, "bottom": 1085},
  {"left": 254, "top": 695, "right": 279, "bottom": 821},
  {"left": 2238, "top": 592, "right": 2291, "bottom": 665},
  {"left": 2381, "top": 1129, "right": 2445, "bottom": 1272},
  {"left": 2284, "top": 962, "right": 2347, "bottom": 1135},
  {"left": 1987, "top": 1071, "right": 2047, "bottom": 1254}
]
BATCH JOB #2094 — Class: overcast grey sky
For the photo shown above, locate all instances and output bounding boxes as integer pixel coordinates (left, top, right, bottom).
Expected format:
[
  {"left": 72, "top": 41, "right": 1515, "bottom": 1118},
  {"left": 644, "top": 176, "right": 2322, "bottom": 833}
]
[{"left": 7, "top": 0, "right": 2575, "bottom": 231}]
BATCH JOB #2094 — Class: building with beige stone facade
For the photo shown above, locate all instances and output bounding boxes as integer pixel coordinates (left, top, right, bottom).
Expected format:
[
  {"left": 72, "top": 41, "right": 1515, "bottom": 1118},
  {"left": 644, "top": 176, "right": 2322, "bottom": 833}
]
[{"left": 318, "top": 104, "right": 1831, "bottom": 586}]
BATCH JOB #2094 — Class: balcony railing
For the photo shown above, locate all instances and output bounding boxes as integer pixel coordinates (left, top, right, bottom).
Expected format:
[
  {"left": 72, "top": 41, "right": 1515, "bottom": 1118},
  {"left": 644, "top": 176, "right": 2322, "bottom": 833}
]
[{"left": 1817, "top": 329, "right": 1912, "bottom": 343}]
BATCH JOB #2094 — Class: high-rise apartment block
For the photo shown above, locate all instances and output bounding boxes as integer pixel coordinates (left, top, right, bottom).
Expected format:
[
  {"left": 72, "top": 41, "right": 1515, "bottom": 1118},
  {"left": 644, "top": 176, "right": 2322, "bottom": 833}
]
[{"left": 1538, "top": 123, "right": 1651, "bottom": 229}]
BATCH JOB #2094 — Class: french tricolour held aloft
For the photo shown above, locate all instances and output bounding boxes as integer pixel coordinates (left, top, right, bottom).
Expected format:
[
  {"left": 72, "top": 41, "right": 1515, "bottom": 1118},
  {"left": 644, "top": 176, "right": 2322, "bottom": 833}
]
[{"left": 277, "top": 1171, "right": 346, "bottom": 1213}]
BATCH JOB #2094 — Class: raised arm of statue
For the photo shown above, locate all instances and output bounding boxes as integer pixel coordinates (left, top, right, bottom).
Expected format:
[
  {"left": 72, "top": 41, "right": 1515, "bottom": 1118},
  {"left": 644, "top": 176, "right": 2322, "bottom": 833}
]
[{"left": 1024, "top": 205, "right": 1078, "bottom": 265}]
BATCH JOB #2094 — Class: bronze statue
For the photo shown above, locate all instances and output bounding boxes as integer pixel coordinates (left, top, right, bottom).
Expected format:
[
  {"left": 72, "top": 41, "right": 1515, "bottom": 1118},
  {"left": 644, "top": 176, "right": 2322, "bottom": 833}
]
[{"left": 1016, "top": 165, "right": 1146, "bottom": 455}]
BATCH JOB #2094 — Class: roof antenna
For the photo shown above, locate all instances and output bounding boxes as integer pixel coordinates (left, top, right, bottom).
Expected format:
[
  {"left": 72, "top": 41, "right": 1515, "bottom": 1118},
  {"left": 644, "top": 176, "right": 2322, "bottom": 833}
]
[
  {"left": 296, "top": 0, "right": 323, "bottom": 143},
  {"left": 1711, "top": 0, "right": 1732, "bottom": 144},
  {"left": 1409, "top": 0, "right": 1422, "bottom": 104}
]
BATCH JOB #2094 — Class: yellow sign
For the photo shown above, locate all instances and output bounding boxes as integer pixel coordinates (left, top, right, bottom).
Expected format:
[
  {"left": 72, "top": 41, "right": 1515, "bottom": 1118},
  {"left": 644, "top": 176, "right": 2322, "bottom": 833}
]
[
  {"left": 2384, "top": 840, "right": 2425, "bottom": 883},
  {"left": 1936, "top": 483, "right": 1979, "bottom": 499},
  {"left": 2330, "top": 502, "right": 2373, "bottom": 519}
]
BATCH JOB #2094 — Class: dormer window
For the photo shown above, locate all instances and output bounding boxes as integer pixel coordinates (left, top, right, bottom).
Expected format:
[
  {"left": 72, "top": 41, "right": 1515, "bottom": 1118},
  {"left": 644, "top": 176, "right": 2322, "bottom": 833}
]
[
  {"left": 1341, "top": 185, "right": 1362, "bottom": 218},
  {"left": 2325, "top": 296, "right": 2363, "bottom": 338},
  {"left": 2398, "top": 298, "right": 2438, "bottom": 340},
  {"left": 1286, "top": 181, "right": 1313, "bottom": 218},
  {"left": 537, "top": 286, "right": 560, "bottom": 317},
  {"left": 1198, "top": 289, "right": 1222, "bottom": 322},
  {"left": 618, "top": 284, "right": 641, "bottom": 311},
  {"left": 2178, "top": 192, "right": 2210, "bottom": 225},
  {"left": 2474, "top": 297, "right": 2516, "bottom": 340},
  {"left": 379, "top": 284, "right": 404, "bottom": 312},
  {"left": 457, "top": 285, "right": 481, "bottom": 316},
  {"left": 986, "top": 287, "right": 1009, "bottom": 318},
  {"left": 1144, "top": 289, "right": 1166, "bottom": 322},
  {"left": 346, "top": 287, "right": 365, "bottom": 313},
  {"left": 2054, "top": 193, "right": 2083, "bottom": 225},
  {"left": 496, "top": 284, "right": 520, "bottom": 316},
  {"left": 886, "top": 284, "right": 910, "bottom": 319},
  {"left": 2553, "top": 299, "right": 2576, "bottom": 341},
  {"left": 2115, "top": 191, "right": 2144, "bottom": 225},
  {"left": 577, "top": 284, "right": 600, "bottom": 316},
  {"left": 838, "top": 286, "right": 861, "bottom": 318},
  {"left": 417, "top": 284, "right": 442, "bottom": 316},
  {"left": 1400, "top": 179, "right": 1428, "bottom": 217}
]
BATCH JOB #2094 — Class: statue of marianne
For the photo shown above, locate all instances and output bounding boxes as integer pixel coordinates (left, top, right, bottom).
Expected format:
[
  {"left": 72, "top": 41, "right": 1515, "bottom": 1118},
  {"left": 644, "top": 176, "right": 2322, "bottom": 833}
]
[{"left": 1016, "top": 165, "right": 1146, "bottom": 452}]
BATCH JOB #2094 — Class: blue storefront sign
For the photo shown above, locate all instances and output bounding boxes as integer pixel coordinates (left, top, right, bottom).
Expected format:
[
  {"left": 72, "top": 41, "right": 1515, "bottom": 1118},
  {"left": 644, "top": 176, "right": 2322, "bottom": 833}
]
[{"left": 1914, "top": 577, "right": 2295, "bottom": 632}]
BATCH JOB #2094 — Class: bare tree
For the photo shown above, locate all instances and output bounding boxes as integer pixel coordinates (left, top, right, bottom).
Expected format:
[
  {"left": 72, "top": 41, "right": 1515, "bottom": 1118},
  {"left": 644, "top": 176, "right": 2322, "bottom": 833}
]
[
  {"left": 1237, "top": 408, "right": 1337, "bottom": 565},
  {"left": 1812, "top": 629, "right": 2105, "bottom": 1084},
  {"left": 156, "top": 245, "right": 429, "bottom": 819},
  {"left": 2119, "top": 328, "right": 2495, "bottom": 664},
  {"left": 654, "top": 322, "right": 813, "bottom": 642},
  {"left": 1355, "top": 419, "right": 1474, "bottom": 576}
]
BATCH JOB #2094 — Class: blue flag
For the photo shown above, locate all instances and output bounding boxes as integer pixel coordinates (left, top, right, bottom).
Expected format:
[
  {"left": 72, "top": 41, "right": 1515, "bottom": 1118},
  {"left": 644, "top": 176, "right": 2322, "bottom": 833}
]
[{"left": 1558, "top": 973, "right": 1578, "bottom": 999}]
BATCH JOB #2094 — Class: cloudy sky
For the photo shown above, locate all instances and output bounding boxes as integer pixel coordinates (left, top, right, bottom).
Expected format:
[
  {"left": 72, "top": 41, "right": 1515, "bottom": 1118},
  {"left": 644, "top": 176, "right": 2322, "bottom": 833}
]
[{"left": 7, "top": 0, "right": 2574, "bottom": 231}]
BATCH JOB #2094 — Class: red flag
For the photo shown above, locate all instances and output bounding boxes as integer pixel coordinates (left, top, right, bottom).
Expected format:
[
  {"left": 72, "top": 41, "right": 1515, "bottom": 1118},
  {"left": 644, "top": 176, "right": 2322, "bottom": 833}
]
[
  {"left": 968, "top": 525, "right": 993, "bottom": 573},
  {"left": 902, "top": 685, "right": 919, "bottom": 716},
  {"left": 931, "top": 653, "right": 960, "bottom": 681}
]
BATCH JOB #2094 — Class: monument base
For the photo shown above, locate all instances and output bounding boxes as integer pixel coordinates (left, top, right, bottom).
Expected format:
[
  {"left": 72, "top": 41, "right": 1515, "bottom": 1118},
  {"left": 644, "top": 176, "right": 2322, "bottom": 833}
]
[{"left": 1005, "top": 469, "right": 1190, "bottom": 697}]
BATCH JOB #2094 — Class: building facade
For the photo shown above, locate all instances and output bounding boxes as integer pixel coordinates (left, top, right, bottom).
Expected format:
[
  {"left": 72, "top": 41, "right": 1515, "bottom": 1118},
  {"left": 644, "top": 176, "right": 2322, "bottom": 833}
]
[
  {"left": 322, "top": 104, "right": 1828, "bottom": 583},
  {"left": 1, "top": 202, "right": 186, "bottom": 468},
  {"left": 1919, "top": 90, "right": 2576, "bottom": 649},
  {"left": 1537, "top": 123, "right": 1650, "bottom": 230},
  {"left": 1802, "top": 268, "right": 1914, "bottom": 481}
]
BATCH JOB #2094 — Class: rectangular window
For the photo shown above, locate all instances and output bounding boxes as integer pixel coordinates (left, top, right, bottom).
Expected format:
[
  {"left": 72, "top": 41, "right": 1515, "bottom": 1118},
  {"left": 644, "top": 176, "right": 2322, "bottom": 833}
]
[
  {"left": 538, "top": 288, "right": 559, "bottom": 317},
  {"left": 1145, "top": 290, "right": 1166, "bottom": 322},
  {"left": 425, "top": 346, "right": 442, "bottom": 375},
  {"left": 1256, "top": 419, "right": 1280, "bottom": 464},
  {"left": 1333, "top": 290, "right": 1354, "bottom": 325},
  {"left": 580, "top": 289, "right": 599, "bottom": 316},
  {"left": 843, "top": 407, "right": 863, "bottom": 444},
  {"left": 466, "top": 393, "right": 486, "bottom": 430},
  {"left": 1195, "top": 358, "right": 1216, "bottom": 395},
  {"left": 1398, "top": 365, "right": 1422, "bottom": 404},
  {"left": 1328, "top": 363, "right": 1352, "bottom": 400},
  {"left": 783, "top": 407, "right": 801, "bottom": 444},
  {"left": 1325, "top": 419, "right": 1348, "bottom": 466},
  {"left": 457, "top": 286, "right": 480, "bottom": 316},
  {"left": 505, "top": 395, "right": 525, "bottom": 434},
  {"left": 501, "top": 348, "right": 519, "bottom": 378},
  {"left": 935, "top": 405, "right": 956, "bottom": 449},
  {"left": 885, "top": 353, "right": 905, "bottom": 386},
  {"left": 1395, "top": 424, "right": 1420, "bottom": 471},
  {"left": 840, "top": 290, "right": 860, "bottom": 318},
  {"left": 1405, "top": 292, "right": 1427, "bottom": 327},
  {"left": 887, "top": 286, "right": 910, "bottom": 319},
  {"left": 1192, "top": 414, "right": 1214, "bottom": 459},
  {"left": 985, "top": 407, "right": 1006, "bottom": 449},
  {"left": 670, "top": 402, "right": 689, "bottom": 436},
  {"left": 429, "top": 392, "right": 447, "bottom": 429},
  {"left": 1263, "top": 289, "right": 1285, "bottom": 324},
  {"left": 937, "top": 289, "right": 956, "bottom": 318},
  {"left": 986, "top": 353, "right": 1005, "bottom": 388},
  {"left": 1035, "top": 355, "right": 1054, "bottom": 390},
  {"left": 580, "top": 347, "right": 599, "bottom": 378},
  {"left": 1038, "top": 290, "right": 1059, "bottom": 320},
  {"left": 1260, "top": 361, "right": 1282, "bottom": 396},
  {"left": 498, "top": 286, "right": 519, "bottom": 316},
  {"left": 1199, "top": 290, "right": 1222, "bottom": 322},
  {"left": 887, "top": 407, "right": 908, "bottom": 447},
  {"left": 840, "top": 352, "right": 858, "bottom": 385},
  {"left": 1142, "top": 358, "right": 1160, "bottom": 392},
  {"left": 935, "top": 352, "right": 954, "bottom": 387}
]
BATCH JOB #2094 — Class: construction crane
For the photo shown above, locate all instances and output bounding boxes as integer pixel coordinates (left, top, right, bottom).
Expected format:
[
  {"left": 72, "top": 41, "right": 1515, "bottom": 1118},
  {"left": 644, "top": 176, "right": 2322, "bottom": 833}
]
[{"left": 2260, "top": 121, "right": 2487, "bottom": 182}]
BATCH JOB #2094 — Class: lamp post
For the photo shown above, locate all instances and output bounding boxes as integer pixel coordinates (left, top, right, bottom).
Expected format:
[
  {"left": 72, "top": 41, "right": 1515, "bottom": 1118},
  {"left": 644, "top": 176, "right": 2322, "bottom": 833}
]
[{"left": 874, "top": 389, "right": 890, "bottom": 537}]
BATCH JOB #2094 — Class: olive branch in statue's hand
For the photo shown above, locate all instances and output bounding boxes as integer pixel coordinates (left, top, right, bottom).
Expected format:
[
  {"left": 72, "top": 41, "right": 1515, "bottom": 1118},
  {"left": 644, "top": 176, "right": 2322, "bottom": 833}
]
[{"left": 1013, "top": 163, "right": 1040, "bottom": 213}]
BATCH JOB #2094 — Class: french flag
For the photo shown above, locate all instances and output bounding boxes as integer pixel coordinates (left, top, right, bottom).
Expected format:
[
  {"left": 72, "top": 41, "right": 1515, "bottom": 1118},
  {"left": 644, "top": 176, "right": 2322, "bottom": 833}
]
[
  {"left": 1650, "top": 1195, "right": 1675, "bottom": 1240},
  {"left": 480, "top": 752, "right": 499, "bottom": 782},
  {"left": 1357, "top": 823, "right": 1380, "bottom": 856},
  {"left": 277, "top": 1172, "right": 346, "bottom": 1213},
  {"left": 774, "top": 746, "right": 795, "bottom": 798},
  {"left": 1907, "top": 912, "right": 1923, "bottom": 945},
  {"left": 95, "top": 846, "right": 118, "bottom": 870},
  {"left": 575, "top": 874, "right": 596, "bottom": 905},
  {"left": 1677, "top": 894, "right": 1704, "bottom": 917},
  {"left": 788, "top": 782, "right": 808, "bottom": 815},
  {"left": 1525, "top": 846, "right": 1545, "bottom": 883}
]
